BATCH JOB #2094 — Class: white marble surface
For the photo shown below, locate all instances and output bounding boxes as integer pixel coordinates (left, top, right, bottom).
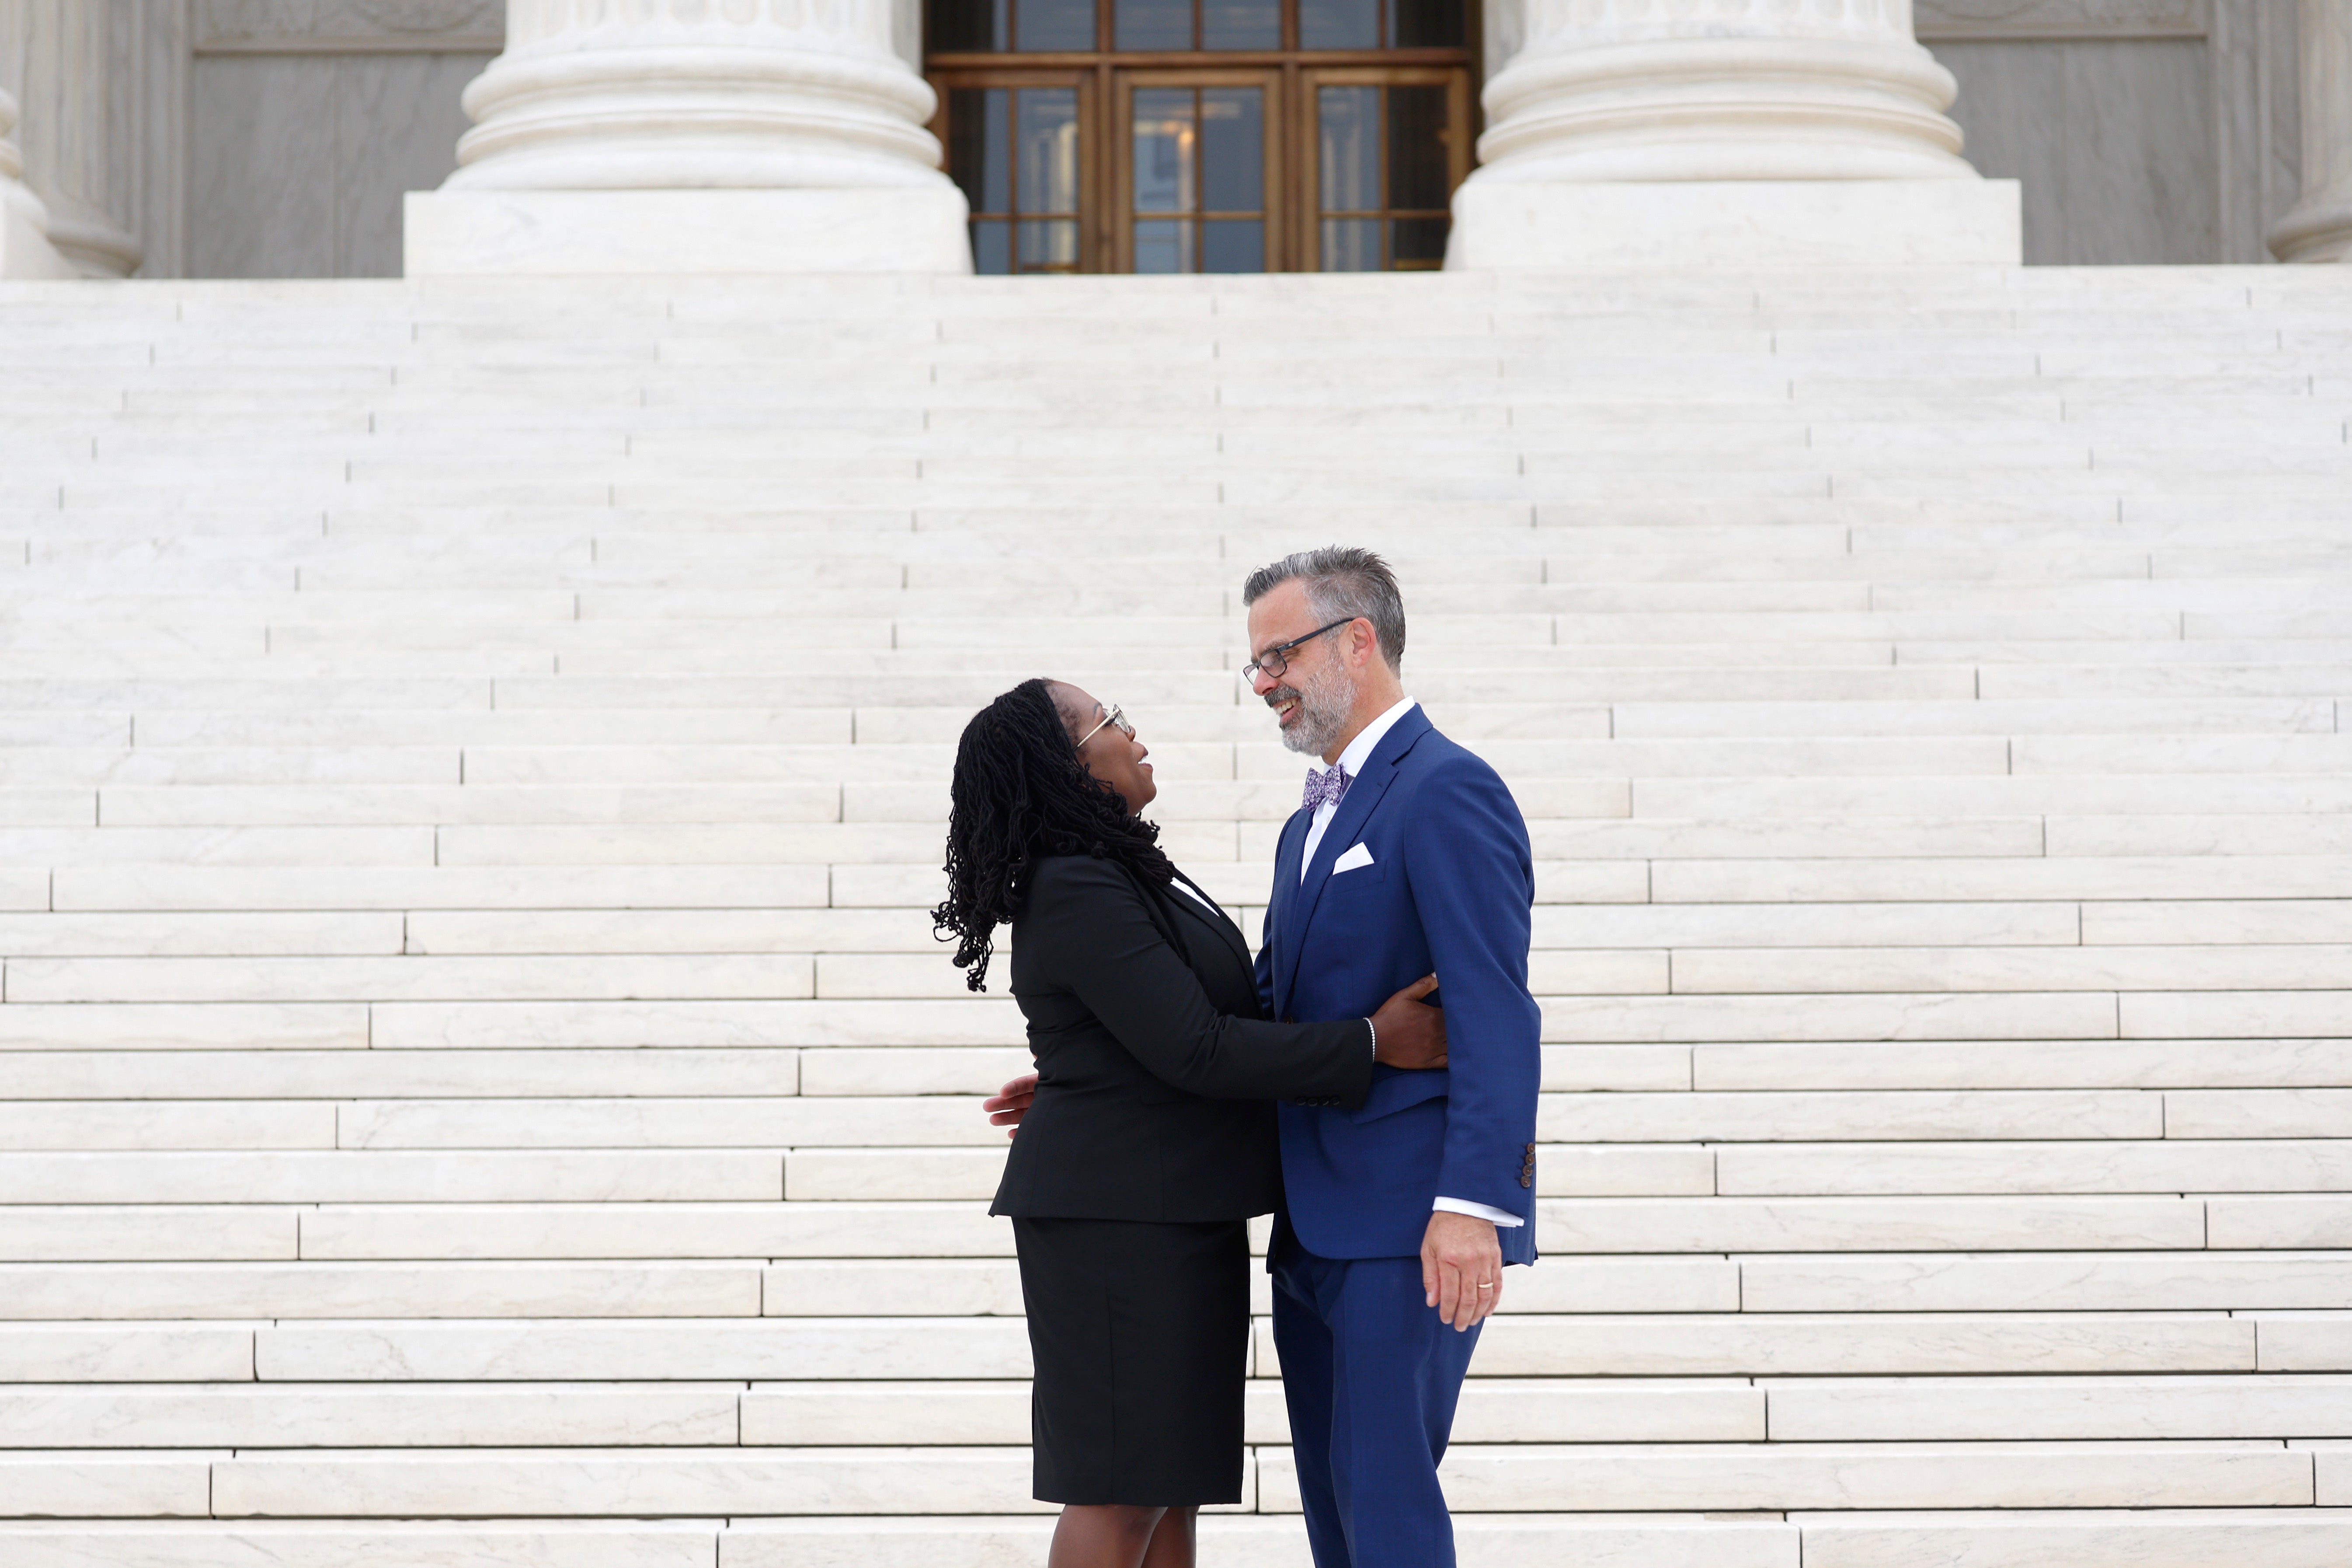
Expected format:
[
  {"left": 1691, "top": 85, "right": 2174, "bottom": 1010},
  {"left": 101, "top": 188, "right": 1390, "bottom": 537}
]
[
  {"left": 406, "top": 189, "right": 973, "bottom": 276},
  {"left": 0, "top": 85, "right": 71, "bottom": 278},
  {"left": 1451, "top": 177, "right": 2025, "bottom": 268},
  {"left": 1766, "top": 1373, "right": 2352, "bottom": 1440},
  {"left": 1799, "top": 1509, "right": 2352, "bottom": 1568},
  {"left": 0, "top": 1522, "right": 716, "bottom": 1568},
  {"left": 2274, "top": 0, "right": 2352, "bottom": 259},
  {"left": 0, "top": 1261, "right": 761, "bottom": 1321},
  {"left": 1271, "top": 1439, "right": 2312, "bottom": 1512},
  {"left": 1412, "top": 1312, "right": 2251, "bottom": 1377},
  {"left": 1536, "top": 1194, "right": 2204, "bottom": 1254},
  {"left": 0, "top": 268, "right": 2349, "bottom": 1553}
]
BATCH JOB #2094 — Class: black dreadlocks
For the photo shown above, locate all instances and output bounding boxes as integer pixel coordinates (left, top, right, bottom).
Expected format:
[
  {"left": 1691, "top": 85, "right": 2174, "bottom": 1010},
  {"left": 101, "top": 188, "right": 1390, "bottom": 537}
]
[{"left": 932, "top": 678, "right": 1175, "bottom": 992}]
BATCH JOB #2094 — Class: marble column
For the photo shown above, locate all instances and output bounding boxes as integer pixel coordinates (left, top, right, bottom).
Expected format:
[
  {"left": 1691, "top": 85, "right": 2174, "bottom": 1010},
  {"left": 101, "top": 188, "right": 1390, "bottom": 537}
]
[
  {"left": 0, "top": 83, "right": 70, "bottom": 278},
  {"left": 1447, "top": 0, "right": 2021, "bottom": 268},
  {"left": 0, "top": 0, "right": 148, "bottom": 277},
  {"left": 2271, "top": 0, "right": 2352, "bottom": 262},
  {"left": 405, "top": 0, "right": 969, "bottom": 274}
]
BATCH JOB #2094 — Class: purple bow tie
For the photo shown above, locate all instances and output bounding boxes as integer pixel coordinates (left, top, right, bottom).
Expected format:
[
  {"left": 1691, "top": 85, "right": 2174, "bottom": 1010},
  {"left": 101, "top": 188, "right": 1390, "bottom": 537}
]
[{"left": 1302, "top": 763, "right": 1352, "bottom": 814}]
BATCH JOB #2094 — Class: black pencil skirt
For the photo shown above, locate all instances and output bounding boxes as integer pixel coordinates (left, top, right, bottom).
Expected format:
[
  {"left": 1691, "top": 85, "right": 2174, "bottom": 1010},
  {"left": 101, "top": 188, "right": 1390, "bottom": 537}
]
[{"left": 1010, "top": 1215, "right": 1252, "bottom": 1506}]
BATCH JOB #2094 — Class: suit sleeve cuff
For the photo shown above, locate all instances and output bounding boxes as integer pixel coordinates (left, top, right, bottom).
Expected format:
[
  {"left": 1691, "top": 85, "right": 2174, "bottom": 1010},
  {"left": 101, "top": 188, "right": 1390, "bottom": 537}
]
[{"left": 1434, "top": 1196, "right": 1524, "bottom": 1227}]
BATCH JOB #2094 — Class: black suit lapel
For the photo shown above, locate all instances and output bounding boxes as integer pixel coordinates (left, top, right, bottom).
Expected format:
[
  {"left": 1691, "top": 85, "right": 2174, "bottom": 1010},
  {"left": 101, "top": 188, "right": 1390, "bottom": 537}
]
[{"left": 1169, "top": 873, "right": 1254, "bottom": 970}]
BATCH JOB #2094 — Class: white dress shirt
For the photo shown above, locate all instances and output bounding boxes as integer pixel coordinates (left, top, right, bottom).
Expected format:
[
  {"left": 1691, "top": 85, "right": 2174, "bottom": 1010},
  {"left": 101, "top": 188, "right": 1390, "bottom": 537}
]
[
  {"left": 1300, "top": 695, "right": 1417, "bottom": 883},
  {"left": 1298, "top": 698, "right": 1522, "bottom": 1231}
]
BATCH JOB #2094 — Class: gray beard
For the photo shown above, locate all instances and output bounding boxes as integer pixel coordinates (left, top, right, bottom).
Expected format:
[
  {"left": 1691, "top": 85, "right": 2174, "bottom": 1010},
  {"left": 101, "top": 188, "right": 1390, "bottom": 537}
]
[{"left": 1275, "top": 659, "right": 1356, "bottom": 758}]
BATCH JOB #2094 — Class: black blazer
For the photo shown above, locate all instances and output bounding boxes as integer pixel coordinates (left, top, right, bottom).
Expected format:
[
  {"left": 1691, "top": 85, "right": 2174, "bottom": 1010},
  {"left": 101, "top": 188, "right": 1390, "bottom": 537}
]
[{"left": 990, "top": 854, "right": 1374, "bottom": 1223}]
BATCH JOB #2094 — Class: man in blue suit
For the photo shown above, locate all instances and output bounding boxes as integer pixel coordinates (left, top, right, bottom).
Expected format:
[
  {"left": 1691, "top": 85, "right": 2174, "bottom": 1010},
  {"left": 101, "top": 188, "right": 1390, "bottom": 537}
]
[{"left": 1242, "top": 547, "right": 1541, "bottom": 1568}]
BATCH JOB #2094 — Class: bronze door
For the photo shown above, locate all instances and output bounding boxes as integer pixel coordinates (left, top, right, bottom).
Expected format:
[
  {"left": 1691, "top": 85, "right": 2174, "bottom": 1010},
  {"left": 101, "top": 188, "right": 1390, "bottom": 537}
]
[{"left": 927, "top": 0, "right": 1475, "bottom": 274}]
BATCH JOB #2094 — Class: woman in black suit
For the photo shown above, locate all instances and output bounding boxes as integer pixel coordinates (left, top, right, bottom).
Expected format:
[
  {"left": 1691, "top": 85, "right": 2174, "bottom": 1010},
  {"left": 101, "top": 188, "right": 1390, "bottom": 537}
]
[{"left": 933, "top": 678, "right": 1446, "bottom": 1568}]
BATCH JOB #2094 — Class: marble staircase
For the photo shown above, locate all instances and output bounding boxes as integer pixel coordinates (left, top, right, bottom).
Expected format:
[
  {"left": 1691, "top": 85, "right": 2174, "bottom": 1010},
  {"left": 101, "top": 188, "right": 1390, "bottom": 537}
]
[{"left": 0, "top": 264, "right": 2350, "bottom": 1565}]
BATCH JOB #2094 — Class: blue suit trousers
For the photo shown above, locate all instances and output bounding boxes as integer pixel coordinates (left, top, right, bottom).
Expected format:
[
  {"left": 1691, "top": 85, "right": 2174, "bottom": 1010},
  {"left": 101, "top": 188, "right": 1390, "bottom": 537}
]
[{"left": 1271, "top": 1238, "right": 1480, "bottom": 1568}]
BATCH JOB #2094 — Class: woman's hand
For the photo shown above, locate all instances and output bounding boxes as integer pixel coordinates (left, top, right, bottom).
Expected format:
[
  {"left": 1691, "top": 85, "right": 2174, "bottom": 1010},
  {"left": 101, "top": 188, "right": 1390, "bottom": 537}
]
[
  {"left": 1370, "top": 974, "right": 1446, "bottom": 1070},
  {"left": 983, "top": 1072, "right": 1038, "bottom": 1137}
]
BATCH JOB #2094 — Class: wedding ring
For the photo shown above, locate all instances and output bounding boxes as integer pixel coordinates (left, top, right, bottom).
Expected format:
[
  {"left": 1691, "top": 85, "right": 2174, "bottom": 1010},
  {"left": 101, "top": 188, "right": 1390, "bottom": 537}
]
[{"left": 1476, "top": 1282, "right": 1494, "bottom": 1290}]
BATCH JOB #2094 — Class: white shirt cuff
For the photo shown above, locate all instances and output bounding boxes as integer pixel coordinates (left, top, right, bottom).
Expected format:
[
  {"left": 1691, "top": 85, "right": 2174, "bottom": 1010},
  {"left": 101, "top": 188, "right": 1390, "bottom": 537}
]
[{"left": 1433, "top": 1196, "right": 1524, "bottom": 1227}]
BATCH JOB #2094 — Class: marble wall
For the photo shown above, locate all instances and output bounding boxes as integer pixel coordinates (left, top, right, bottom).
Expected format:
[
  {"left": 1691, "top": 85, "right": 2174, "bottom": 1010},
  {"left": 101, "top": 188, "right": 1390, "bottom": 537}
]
[
  {"left": 1919, "top": 0, "right": 2303, "bottom": 264},
  {"left": 0, "top": 0, "right": 189, "bottom": 277},
  {"left": 186, "top": 0, "right": 495, "bottom": 278}
]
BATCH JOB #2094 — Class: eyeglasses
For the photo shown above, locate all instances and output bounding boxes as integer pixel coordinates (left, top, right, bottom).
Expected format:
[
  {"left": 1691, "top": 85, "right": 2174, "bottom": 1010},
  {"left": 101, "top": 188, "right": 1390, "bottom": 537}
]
[
  {"left": 1075, "top": 704, "right": 1133, "bottom": 749},
  {"left": 1242, "top": 618, "right": 1355, "bottom": 684}
]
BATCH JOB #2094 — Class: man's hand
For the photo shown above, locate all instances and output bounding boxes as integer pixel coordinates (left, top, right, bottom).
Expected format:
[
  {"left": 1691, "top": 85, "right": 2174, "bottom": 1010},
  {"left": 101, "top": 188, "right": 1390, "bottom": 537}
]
[
  {"left": 1421, "top": 1210, "right": 1503, "bottom": 1331},
  {"left": 982, "top": 1072, "right": 1038, "bottom": 1138}
]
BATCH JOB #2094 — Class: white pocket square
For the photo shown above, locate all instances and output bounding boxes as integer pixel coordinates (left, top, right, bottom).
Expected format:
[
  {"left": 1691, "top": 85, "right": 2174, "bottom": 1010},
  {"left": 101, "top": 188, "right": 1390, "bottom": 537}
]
[{"left": 1332, "top": 842, "right": 1375, "bottom": 874}]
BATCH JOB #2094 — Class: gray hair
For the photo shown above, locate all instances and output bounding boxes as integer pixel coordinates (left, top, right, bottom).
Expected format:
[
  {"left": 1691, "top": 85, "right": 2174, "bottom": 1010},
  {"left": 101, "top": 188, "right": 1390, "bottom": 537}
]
[{"left": 1241, "top": 546, "right": 1406, "bottom": 674}]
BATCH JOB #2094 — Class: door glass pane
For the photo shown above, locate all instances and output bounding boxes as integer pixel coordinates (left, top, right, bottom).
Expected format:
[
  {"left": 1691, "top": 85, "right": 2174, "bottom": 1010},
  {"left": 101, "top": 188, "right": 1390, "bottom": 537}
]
[
  {"left": 1202, "top": 0, "right": 1279, "bottom": 49},
  {"left": 1390, "top": 216, "right": 1447, "bottom": 269},
  {"left": 1017, "top": 0, "right": 1096, "bottom": 49},
  {"left": 1318, "top": 85, "right": 1379, "bottom": 212},
  {"left": 1020, "top": 219, "right": 1082, "bottom": 270},
  {"left": 929, "top": 0, "right": 1006, "bottom": 51},
  {"left": 1134, "top": 218, "right": 1194, "bottom": 272},
  {"left": 1391, "top": 0, "right": 1462, "bottom": 47},
  {"left": 1300, "top": 0, "right": 1378, "bottom": 49},
  {"left": 1117, "top": 0, "right": 1193, "bottom": 48},
  {"left": 951, "top": 87, "right": 1079, "bottom": 275},
  {"left": 1386, "top": 84, "right": 1448, "bottom": 211},
  {"left": 971, "top": 221, "right": 1013, "bottom": 273},
  {"left": 1320, "top": 217, "right": 1380, "bottom": 271},
  {"left": 1203, "top": 219, "right": 1263, "bottom": 271},
  {"left": 1132, "top": 88, "right": 1197, "bottom": 214},
  {"left": 1199, "top": 88, "right": 1263, "bottom": 213},
  {"left": 1019, "top": 88, "right": 1081, "bottom": 214},
  {"left": 947, "top": 87, "right": 1013, "bottom": 216}
]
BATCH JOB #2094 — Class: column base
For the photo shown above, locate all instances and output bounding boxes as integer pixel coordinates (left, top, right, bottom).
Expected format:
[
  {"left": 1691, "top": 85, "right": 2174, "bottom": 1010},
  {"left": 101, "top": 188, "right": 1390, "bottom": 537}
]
[
  {"left": 0, "top": 198, "right": 77, "bottom": 280},
  {"left": 2268, "top": 195, "right": 2352, "bottom": 263},
  {"left": 404, "top": 188, "right": 974, "bottom": 277},
  {"left": 1445, "top": 178, "right": 2022, "bottom": 269}
]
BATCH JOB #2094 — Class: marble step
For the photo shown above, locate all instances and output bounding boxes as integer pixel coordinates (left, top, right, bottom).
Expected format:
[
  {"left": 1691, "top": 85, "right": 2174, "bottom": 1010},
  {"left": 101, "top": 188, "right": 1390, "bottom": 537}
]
[
  {"left": 1764, "top": 1373, "right": 2352, "bottom": 1440},
  {"left": 0, "top": 1306, "right": 2272, "bottom": 1377},
  {"left": 18, "top": 1511, "right": 2352, "bottom": 1568},
  {"left": 0, "top": 1384, "right": 744, "bottom": 1448},
  {"left": 0, "top": 1264, "right": 766, "bottom": 1319},
  {"left": 0, "top": 1151, "right": 787, "bottom": 1203},
  {"left": 0, "top": 1438, "right": 2300, "bottom": 1518},
  {"left": 0, "top": 1376, "right": 1763, "bottom": 1448}
]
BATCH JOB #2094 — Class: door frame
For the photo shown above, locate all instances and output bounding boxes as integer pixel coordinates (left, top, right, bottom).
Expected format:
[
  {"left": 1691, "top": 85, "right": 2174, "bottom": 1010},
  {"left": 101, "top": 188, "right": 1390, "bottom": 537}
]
[{"left": 1293, "top": 65, "right": 1472, "bottom": 271}]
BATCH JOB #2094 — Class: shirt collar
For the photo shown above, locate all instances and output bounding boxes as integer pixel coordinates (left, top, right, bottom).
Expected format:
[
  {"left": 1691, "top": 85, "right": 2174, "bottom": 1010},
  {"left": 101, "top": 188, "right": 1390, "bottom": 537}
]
[{"left": 1315, "top": 696, "right": 1418, "bottom": 781}]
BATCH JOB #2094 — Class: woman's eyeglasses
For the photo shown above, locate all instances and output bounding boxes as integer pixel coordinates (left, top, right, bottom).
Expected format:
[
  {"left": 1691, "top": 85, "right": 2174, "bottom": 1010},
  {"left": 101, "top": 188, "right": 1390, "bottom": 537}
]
[{"left": 1075, "top": 704, "right": 1133, "bottom": 748}]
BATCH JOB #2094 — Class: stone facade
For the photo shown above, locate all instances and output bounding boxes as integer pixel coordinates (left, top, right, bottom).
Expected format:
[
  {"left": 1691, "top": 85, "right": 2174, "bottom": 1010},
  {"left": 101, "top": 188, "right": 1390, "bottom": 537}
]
[
  {"left": 1, "top": 0, "right": 2345, "bottom": 274},
  {"left": 0, "top": 0, "right": 2342, "bottom": 270}
]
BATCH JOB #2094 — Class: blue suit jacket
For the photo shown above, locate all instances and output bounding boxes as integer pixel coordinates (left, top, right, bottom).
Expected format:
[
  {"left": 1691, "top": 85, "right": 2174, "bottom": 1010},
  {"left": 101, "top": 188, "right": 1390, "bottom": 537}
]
[{"left": 1259, "top": 706, "right": 1541, "bottom": 1265}]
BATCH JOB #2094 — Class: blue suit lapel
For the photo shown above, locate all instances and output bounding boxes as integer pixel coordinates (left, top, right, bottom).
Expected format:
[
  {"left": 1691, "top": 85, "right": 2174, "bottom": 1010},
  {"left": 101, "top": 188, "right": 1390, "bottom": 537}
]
[
  {"left": 1267, "top": 810, "right": 1310, "bottom": 1012},
  {"left": 1275, "top": 706, "right": 1433, "bottom": 1009}
]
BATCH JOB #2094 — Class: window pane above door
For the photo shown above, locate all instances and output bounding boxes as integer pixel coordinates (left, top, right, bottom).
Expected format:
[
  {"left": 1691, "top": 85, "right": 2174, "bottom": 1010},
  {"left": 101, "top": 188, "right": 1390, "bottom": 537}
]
[
  {"left": 1117, "top": 0, "right": 1193, "bottom": 50},
  {"left": 1202, "top": 0, "right": 1280, "bottom": 49},
  {"left": 1300, "top": 0, "right": 1378, "bottom": 49},
  {"left": 1018, "top": 0, "right": 1098, "bottom": 49}
]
